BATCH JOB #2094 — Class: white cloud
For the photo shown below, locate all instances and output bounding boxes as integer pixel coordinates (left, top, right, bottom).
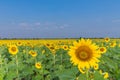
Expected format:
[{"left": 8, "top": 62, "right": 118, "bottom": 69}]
[
  {"left": 18, "top": 22, "right": 35, "bottom": 30},
  {"left": 43, "top": 23, "right": 69, "bottom": 30},
  {"left": 16, "top": 21, "right": 70, "bottom": 31},
  {"left": 19, "top": 22, "right": 28, "bottom": 27},
  {"left": 44, "top": 22, "right": 55, "bottom": 26},
  {"left": 58, "top": 24, "right": 69, "bottom": 29}
]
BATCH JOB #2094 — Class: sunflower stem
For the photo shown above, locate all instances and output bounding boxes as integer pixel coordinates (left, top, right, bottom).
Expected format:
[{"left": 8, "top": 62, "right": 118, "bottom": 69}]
[
  {"left": 86, "top": 69, "right": 89, "bottom": 80},
  {"left": 0, "top": 54, "right": 2, "bottom": 68},
  {"left": 60, "top": 54, "right": 63, "bottom": 65},
  {"left": 42, "top": 67, "right": 44, "bottom": 80},
  {"left": 53, "top": 55, "right": 56, "bottom": 66},
  {"left": 16, "top": 55, "right": 19, "bottom": 80}
]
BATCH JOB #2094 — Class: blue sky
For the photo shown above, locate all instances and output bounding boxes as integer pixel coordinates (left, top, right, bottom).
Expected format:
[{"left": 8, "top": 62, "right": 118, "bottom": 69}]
[{"left": 0, "top": 0, "right": 120, "bottom": 38}]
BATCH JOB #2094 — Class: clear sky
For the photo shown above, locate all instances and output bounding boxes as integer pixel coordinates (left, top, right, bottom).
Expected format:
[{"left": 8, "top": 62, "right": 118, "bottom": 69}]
[{"left": 0, "top": 0, "right": 120, "bottom": 38}]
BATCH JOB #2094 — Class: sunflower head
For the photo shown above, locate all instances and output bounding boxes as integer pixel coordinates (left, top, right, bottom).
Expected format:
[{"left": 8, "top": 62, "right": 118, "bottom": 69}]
[
  {"left": 110, "top": 41, "right": 116, "bottom": 47},
  {"left": 62, "top": 45, "right": 69, "bottom": 50},
  {"left": 35, "top": 62, "right": 42, "bottom": 69},
  {"left": 68, "top": 38, "right": 101, "bottom": 72},
  {"left": 49, "top": 46, "right": 55, "bottom": 51},
  {"left": 104, "top": 37, "right": 110, "bottom": 42},
  {"left": 93, "top": 63, "right": 99, "bottom": 70},
  {"left": 8, "top": 45, "right": 18, "bottom": 55},
  {"left": 29, "top": 50, "right": 37, "bottom": 57},
  {"left": 17, "top": 41, "right": 22, "bottom": 46},
  {"left": 99, "top": 70, "right": 103, "bottom": 74},
  {"left": 104, "top": 72, "right": 109, "bottom": 79},
  {"left": 46, "top": 43, "right": 51, "bottom": 47},
  {"left": 99, "top": 47, "right": 107, "bottom": 54}
]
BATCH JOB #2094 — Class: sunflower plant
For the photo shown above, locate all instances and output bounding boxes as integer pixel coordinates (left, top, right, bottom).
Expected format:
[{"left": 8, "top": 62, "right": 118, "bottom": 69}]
[
  {"left": 68, "top": 38, "right": 107, "bottom": 80},
  {"left": 0, "top": 38, "right": 119, "bottom": 80}
]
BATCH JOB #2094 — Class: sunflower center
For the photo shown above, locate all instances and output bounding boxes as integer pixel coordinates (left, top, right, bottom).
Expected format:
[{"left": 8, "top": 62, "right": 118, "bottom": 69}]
[
  {"left": 11, "top": 47, "right": 17, "bottom": 52},
  {"left": 79, "top": 51, "right": 88, "bottom": 59},
  {"left": 31, "top": 52, "right": 35, "bottom": 55},
  {"left": 64, "top": 46, "right": 67, "bottom": 49},
  {"left": 50, "top": 46, "right": 54, "bottom": 50},
  {"left": 75, "top": 46, "right": 92, "bottom": 61},
  {"left": 100, "top": 48, "right": 104, "bottom": 52},
  {"left": 106, "top": 38, "right": 108, "bottom": 41},
  {"left": 37, "top": 63, "right": 40, "bottom": 67}
]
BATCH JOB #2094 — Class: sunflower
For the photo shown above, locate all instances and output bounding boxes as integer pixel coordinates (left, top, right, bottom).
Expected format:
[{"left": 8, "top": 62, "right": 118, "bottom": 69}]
[
  {"left": 110, "top": 41, "right": 116, "bottom": 47},
  {"left": 49, "top": 46, "right": 55, "bottom": 51},
  {"left": 35, "top": 62, "right": 42, "bottom": 69},
  {"left": 48, "top": 45, "right": 57, "bottom": 54},
  {"left": 93, "top": 63, "right": 99, "bottom": 70},
  {"left": 29, "top": 50, "right": 37, "bottom": 57},
  {"left": 45, "top": 43, "right": 51, "bottom": 47},
  {"left": 99, "top": 47, "right": 107, "bottom": 54},
  {"left": 17, "top": 41, "right": 22, "bottom": 46},
  {"left": 8, "top": 45, "right": 18, "bottom": 55},
  {"left": 68, "top": 38, "right": 101, "bottom": 72},
  {"left": 104, "top": 37, "right": 110, "bottom": 42},
  {"left": 118, "top": 44, "right": 120, "bottom": 47},
  {"left": 104, "top": 72, "right": 109, "bottom": 79},
  {"left": 62, "top": 45, "right": 69, "bottom": 50},
  {"left": 99, "top": 70, "right": 102, "bottom": 74}
]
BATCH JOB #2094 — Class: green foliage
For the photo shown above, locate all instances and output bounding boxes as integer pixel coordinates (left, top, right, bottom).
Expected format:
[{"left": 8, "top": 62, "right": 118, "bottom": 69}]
[
  {"left": 0, "top": 39, "right": 120, "bottom": 80},
  {"left": 93, "top": 71, "right": 105, "bottom": 80}
]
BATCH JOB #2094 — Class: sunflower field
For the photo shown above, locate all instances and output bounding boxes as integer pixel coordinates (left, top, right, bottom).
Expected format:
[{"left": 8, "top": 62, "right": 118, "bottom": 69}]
[{"left": 0, "top": 38, "right": 120, "bottom": 80}]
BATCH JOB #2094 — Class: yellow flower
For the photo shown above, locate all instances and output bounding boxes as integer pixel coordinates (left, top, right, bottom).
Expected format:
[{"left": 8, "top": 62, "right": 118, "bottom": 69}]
[
  {"left": 49, "top": 46, "right": 55, "bottom": 51},
  {"left": 93, "top": 63, "right": 99, "bottom": 70},
  {"left": 23, "top": 50, "right": 26, "bottom": 53},
  {"left": 45, "top": 43, "right": 51, "bottom": 47},
  {"left": 78, "top": 68, "right": 85, "bottom": 74},
  {"left": 62, "top": 45, "right": 69, "bottom": 50},
  {"left": 99, "top": 70, "right": 102, "bottom": 74},
  {"left": 35, "top": 62, "right": 42, "bottom": 69},
  {"left": 110, "top": 41, "right": 116, "bottom": 47},
  {"left": 104, "top": 72, "right": 109, "bottom": 79},
  {"left": 8, "top": 45, "right": 18, "bottom": 55},
  {"left": 17, "top": 41, "right": 22, "bottom": 46},
  {"left": 48, "top": 45, "right": 56, "bottom": 54},
  {"left": 68, "top": 38, "right": 101, "bottom": 73},
  {"left": 29, "top": 50, "right": 37, "bottom": 57},
  {"left": 104, "top": 37, "right": 110, "bottom": 42},
  {"left": 118, "top": 44, "right": 120, "bottom": 47},
  {"left": 99, "top": 47, "right": 107, "bottom": 54},
  {"left": 75, "top": 77, "right": 79, "bottom": 80}
]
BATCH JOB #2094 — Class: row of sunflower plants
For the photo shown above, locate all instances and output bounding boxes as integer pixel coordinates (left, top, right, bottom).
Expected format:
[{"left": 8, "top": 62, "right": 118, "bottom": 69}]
[
  {"left": 0, "top": 38, "right": 119, "bottom": 80},
  {"left": 0, "top": 42, "right": 72, "bottom": 80},
  {"left": 99, "top": 39, "right": 120, "bottom": 80}
]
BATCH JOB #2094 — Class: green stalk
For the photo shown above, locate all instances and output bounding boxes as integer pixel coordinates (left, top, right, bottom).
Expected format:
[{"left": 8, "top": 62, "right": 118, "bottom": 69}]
[
  {"left": 86, "top": 69, "right": 89, "bottom": 80},
  {"left": 54, "top": 55, "right": 56, "bottom": 66},
  {"left": 42, "top": 66, "right": 44, "bottom": 80},
  {"left": 0, "top": 54, "right": 2, "bottom": 68},
  {"left": 60, "top": 54, "right": 63, "bottom": 65},
  {"left": 16, "top": 55, "right": 19, "bottom": 80}
]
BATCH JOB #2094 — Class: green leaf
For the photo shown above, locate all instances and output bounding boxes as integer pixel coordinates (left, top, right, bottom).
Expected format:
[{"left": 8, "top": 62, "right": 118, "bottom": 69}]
[
  {"left": 57, "top": 67, "right": 78, "bottom": 80},
  {"left": 0, "top": 73, "right": 3, "bottom": 80},
  {"left": 32, "top": 75, "right": 42, "bottom": 80},
  {"left": 5, "top": 71, "right": 17, "bottom": 80},
  {"left": 78, "top": 74, "right": 86, "bottom": 80},
  {"left": 94, "top": 71, "right": 105, "bottom": 80}
]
